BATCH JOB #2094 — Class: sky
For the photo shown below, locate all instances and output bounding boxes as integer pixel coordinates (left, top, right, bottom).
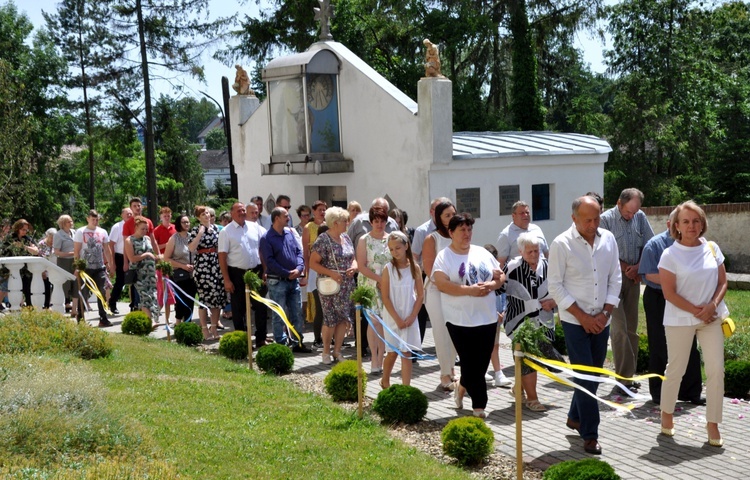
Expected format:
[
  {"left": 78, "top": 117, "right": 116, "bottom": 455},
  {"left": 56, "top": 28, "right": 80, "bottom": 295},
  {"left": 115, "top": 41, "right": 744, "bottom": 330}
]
[{"left": 23, "top": 0, "right": 610, "bottom": 115}]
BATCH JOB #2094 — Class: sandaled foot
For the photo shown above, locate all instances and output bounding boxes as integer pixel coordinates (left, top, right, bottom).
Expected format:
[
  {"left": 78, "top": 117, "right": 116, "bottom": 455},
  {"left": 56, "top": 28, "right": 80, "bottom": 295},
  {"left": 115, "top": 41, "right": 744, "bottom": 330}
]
[
  {"left": 453, "top": 381, "right": 465, "bottom": 409},
  {"left": 524, "top": 399, "right": 547, "bottom": 412},
  {"left": 473, "top": 409, "right": 486, "bottom": 419},
  {"left": 439, "top": 381, "right": 455, "bottom": 391}
]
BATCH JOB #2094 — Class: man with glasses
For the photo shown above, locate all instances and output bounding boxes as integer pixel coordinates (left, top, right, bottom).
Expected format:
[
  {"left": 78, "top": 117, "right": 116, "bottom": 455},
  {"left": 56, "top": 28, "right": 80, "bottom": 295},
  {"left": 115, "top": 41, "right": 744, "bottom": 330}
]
[{"left": 600, "top": 188, "right": 654, "bottom": 393}]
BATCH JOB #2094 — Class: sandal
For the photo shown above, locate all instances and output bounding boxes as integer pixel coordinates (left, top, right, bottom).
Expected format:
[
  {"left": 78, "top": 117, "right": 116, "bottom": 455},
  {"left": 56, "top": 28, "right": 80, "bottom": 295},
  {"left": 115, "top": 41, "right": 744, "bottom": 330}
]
[
  {"left": 510, "top": 387, "right": 527, "bottom": 402},
  {"left": 453, "top": 381, "right": 464, "bottom": 409},
  {"left": 524, "top": 399, "right": 547, "bottom": 412},
  {"left": 439, "top": 381, "right": 456, "bottom": 392}
]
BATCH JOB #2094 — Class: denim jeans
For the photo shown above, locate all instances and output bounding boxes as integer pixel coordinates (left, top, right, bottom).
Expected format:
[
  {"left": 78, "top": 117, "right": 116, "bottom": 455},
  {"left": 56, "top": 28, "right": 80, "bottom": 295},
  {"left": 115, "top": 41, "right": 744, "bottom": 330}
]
[
  {"left": 562, "top": 321, "right": 610, "bottom": 441},
  {"left": 267, "top": 277, "right": 303, "bottom": 345}
]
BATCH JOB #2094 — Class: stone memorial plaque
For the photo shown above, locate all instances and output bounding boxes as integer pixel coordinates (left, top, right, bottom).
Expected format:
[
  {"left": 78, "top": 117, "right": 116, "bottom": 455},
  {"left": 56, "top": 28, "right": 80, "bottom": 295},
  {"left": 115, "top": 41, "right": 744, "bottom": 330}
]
[
  {"left": 498, "top": 185, "right": 520, "bottom": 215},
  {"left": 456, "top": 188, "right": 481, "bottom": 218}
]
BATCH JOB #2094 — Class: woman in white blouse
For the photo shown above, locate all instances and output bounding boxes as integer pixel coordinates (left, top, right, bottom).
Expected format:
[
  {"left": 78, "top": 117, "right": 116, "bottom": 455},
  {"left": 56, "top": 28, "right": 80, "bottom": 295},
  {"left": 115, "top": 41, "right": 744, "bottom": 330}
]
[{"left": 658, "top": 201, "right": 728, "bottom": 447}]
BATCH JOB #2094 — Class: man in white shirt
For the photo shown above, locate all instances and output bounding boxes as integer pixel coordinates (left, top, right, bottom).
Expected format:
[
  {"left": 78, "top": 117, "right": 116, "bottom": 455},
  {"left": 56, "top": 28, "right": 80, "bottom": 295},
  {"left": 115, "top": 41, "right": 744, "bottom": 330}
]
[
  {"left": 548, "top": 196, "right": 621, "bottom": 455},
  {"left": 74, "top": 209, "right": 113, "bottom": 327},
  {"left": 496, "top": 201, "right": 548, "bottom": 268},
  {"left": 108, "top": 207, "right": 132, "bottom": 314},
  {"left": 251, "top": 195, "right": 272, "bottom": 230},
  {"left": 218, "top": 202, "right": 268, "bottom": 348}
]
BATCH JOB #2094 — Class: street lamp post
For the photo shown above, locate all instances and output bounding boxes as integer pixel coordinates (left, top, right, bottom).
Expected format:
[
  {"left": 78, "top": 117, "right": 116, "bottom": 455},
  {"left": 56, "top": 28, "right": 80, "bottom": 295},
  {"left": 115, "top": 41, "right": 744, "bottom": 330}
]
[{"left": 200, "top": 78, "right": 237, "bottom": 199}]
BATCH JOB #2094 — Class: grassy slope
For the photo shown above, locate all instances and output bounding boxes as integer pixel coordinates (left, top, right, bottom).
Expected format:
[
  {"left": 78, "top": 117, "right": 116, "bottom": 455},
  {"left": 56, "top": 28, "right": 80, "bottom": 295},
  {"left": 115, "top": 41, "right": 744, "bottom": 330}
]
[{"left": 94, "top": 335, "right": 471, "bottom": 480}]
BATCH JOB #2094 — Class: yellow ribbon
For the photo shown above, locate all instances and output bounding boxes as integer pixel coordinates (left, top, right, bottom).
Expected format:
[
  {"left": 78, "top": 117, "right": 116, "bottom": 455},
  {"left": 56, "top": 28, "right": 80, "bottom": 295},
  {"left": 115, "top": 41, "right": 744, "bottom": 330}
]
[
  {"left": 249, "top": 290, "right": 301, "bottom": 343},
  {"left": 521, "top": 353, "right": 666, "bottom": 412},
  {"left": 79, "top": 271, "right": 113, "bottom": 316}
]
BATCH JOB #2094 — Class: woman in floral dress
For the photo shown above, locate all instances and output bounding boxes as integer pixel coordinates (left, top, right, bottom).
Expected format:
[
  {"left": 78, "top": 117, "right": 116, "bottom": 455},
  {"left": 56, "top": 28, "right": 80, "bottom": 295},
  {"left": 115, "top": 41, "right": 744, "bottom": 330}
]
[
  {"left": 124, "top": 216, "right": 159, "bottom": 320},
  {"left": 355, "top": 205, "right": 392, "bottom": 374},
  {"left": 188, "top": 206, "right": 223, "bottom": 340},
  {"left": 310, "top": 207, "right": 358, "bottom": 365}
]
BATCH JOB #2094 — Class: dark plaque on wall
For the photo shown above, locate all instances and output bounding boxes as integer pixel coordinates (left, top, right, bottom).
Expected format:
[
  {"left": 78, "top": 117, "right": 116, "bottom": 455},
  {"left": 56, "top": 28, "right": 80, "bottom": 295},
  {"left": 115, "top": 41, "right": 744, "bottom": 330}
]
[
  {"left": 456, "top": 188, "right": 481, "bottom": 218},
  {"left": 498, "top": 185, "right": 520, "bottom": 215}
]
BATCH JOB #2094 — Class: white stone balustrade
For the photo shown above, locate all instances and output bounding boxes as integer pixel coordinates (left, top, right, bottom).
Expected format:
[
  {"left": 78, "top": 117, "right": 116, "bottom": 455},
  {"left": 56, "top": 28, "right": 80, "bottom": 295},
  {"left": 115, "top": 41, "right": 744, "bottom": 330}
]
[{"left": 0, "top": 256, "right": 76, "bottom": 314}]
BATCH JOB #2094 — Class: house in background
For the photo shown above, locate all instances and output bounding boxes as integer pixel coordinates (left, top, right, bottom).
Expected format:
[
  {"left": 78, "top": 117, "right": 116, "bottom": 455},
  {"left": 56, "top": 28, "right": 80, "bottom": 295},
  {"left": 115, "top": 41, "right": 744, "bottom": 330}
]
[
  {"left": 227, "top": 21, "right": 611, "bottom": 245},
  {"left": 197, "top": 116, "right": 224, "bottom": 149},
  {"left": 197, "top": 149, "right": 230, "bottom": 192}
]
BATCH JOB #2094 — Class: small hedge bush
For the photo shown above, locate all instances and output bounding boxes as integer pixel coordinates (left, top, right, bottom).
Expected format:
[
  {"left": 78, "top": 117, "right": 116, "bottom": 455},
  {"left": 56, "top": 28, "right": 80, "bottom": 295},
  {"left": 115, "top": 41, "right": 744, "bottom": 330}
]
[
  {"left": 218, "top": 331, "right": 249, "bottom": 360},
  {"left": 725, "top": 332, "right": 750, "bottom": 361},
  {"left": 373, "top": 384, "right": 428, "bottom": 424},
  {"left": 174, "top": 322, "right": 203, "bottom": 346},
  {"left": 637, "top": 333, "right": 649, "bottom": 373},
  {"left": 324, "top": 360, "right": 365, "bottom": 402},
  {"left": 121, "top": 311, "right": 152, "bottom": 336},
  {"left": 724, "top": 360, "right": 750, "bottom": 398},
  {"left": 543, "top": 458, "right": 620, "bottom": 480},
  {"left": 0, "top": 309, "right": 112, "bottom": 359},
  {"left": 442, "top": 417, "right": 494, "bottom": 466},
  {"left": 553, "top": 322, "right": 567, "bottom": 356},
  {"left": 255, "top": 343, "right": 294, "bottom": 374}
]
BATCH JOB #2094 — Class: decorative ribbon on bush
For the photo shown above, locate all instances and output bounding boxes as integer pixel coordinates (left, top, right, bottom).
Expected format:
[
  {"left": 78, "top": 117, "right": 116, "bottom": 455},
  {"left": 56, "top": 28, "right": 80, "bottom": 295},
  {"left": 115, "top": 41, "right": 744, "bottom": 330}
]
[
  {"left": 79, "top": 271, "right": 113, "bottom": 316},
  {"left": 249, "top": 290, "right": 301, "bottom": 344},
  {"left": 521, "top": 353, "right": 665, "bottom": 412},
  {"left": 358, "top": 306, "right": 436, "bottom": 360}
]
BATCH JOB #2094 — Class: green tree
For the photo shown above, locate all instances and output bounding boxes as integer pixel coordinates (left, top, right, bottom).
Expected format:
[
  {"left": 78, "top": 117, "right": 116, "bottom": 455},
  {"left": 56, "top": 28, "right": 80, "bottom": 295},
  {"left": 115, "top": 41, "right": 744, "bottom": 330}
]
[
  {"left": 44, "top": 0, "right": 137, "bottom": 210},
  {"left": 205, "top": 127, "right": 227, "bottom": 150},
  {"left": 509, "top": 0, "right": 544, "bottom": 130}
]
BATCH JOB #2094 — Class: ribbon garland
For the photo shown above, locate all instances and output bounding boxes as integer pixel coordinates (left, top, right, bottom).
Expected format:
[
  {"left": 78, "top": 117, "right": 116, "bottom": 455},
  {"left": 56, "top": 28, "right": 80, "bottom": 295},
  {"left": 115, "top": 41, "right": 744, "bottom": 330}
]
[
  {"left": 249, "top": 290, "right": 301, "bottom": 344},
  {"left": 358, "top": 306, "right": 436, "bottom": 360},
  {"left": 79, "top": 271, "right": 113, "bottom": 316},
  {"left": 164, "top": 277, "right": 213, "bottom": 322},
  {"left": 521, "top": 353, "right": 665, "bottom": 411}
]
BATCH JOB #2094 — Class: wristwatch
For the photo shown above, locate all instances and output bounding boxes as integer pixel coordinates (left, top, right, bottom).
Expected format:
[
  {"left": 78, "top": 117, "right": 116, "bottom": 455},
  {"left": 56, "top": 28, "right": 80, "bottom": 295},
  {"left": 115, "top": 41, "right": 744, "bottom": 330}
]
[{"left": 602, "top": 310, "right": 611, "bottom": 320}]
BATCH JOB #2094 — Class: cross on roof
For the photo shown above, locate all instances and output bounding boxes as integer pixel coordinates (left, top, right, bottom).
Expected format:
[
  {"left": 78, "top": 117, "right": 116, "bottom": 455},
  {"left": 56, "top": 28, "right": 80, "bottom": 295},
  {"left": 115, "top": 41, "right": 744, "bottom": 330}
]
[{"left": 314, "top": 0, "right": 334, "bottom": 41}]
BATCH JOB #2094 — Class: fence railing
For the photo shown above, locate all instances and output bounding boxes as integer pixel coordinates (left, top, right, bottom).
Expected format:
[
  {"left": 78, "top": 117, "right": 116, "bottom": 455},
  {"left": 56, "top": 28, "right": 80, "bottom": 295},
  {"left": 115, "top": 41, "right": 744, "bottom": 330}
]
[{"left": 0, "top": 256, "right": 76, "bottom": 314}]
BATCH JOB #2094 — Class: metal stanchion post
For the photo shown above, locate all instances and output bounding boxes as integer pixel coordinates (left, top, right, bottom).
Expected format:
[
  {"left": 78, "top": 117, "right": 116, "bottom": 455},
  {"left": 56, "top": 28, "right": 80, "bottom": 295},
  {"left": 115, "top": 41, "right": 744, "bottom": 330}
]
[{"left": 514, "top": 343, "right": 523, "bottom": 480}]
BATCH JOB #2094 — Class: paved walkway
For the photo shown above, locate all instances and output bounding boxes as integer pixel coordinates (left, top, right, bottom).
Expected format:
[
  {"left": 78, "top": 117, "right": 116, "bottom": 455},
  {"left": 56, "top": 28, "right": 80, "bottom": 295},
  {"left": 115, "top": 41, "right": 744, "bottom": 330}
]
[{"left": 90, "top": 302, "right": 749, "bottom": 479}]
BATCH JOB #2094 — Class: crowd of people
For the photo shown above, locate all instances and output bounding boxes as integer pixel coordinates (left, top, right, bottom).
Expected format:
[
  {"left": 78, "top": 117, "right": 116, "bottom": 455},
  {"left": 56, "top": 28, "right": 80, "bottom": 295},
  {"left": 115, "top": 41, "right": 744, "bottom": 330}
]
[{"left": 0, "top": 189, "right": 730, "bottom": 453}]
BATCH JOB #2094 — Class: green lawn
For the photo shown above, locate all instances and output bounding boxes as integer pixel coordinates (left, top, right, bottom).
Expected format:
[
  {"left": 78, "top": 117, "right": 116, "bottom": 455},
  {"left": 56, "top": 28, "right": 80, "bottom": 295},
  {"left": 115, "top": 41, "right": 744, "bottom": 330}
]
[{"left": 0, "top": 332, "right": 472, "bottom": 479}]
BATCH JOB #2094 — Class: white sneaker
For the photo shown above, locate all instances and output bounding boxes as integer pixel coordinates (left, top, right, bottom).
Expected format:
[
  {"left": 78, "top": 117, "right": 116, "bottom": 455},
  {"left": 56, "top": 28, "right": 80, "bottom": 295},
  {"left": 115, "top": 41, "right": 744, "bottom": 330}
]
[
  {"left": 485, "top": 372, "right": 494, "bottom": 382},
  {"left": 494, "top": 371, "right": 512, "bottom": 387}
]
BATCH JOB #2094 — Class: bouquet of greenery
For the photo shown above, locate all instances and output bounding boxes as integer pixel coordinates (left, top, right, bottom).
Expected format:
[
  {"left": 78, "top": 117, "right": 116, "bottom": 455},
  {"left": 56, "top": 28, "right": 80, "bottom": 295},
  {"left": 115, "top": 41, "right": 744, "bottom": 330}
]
[{"left": 243, "top": 270, "right": 262, "bottom": 292}]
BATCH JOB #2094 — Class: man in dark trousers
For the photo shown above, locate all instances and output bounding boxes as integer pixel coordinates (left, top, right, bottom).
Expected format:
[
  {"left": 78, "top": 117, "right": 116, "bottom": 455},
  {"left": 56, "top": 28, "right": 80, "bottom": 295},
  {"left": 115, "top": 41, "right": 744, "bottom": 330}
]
[{"left": 638, "top": 209, "right": 705, "bottom": 405}]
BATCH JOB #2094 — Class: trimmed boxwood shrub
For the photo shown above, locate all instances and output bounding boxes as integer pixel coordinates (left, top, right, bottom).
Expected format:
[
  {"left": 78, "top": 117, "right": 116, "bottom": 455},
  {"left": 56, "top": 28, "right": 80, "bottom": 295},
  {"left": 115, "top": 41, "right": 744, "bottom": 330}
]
[
  {"left": 255, "top": 343, "right": 294, "bottom": 374},
  {"left": 637, "top": 333, "right": 649, "bottom": 373},
  {"left": 218, "top": 330, "right": 249, "bottom": 360},
  {"left": 324, "top": 360, "right": 365, "bottom": 402},
  {"left": 442, "top": 417, "right": 494, "bottom": 466},
  {"left": 0, "top": 309, "right": 112, "bottom": 359},
  {"left": 373, "top": 384, "right": 428, "bottom": 424},
  {"left": 553, "top": 322, "right": 567, "bottom": 356},
  {"left": 121, "top": 311, "right": 152, "bottom": 336},
  {"left": 543, "top": 458, "right": 620, "bottom": 480},
  {"left": 174, "top": 322, "right": 203, "bottom": 346},
  {"left": 724, "top": 360, "right": 750, "bottom": 398}
]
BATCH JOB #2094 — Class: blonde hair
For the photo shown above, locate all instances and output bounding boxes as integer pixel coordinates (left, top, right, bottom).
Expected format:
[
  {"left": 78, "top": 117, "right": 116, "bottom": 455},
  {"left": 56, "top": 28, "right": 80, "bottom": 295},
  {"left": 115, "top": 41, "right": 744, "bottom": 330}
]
[
  {"left": 669, "top": 200, "right": 707, "bottom": 240},
  {"left": 387, "top": 231, "right": 418, "bottom": 281},
  {"left": 57, "top": 215, "right": 73, "bottom": 229},
  {"left": 324, "top": 206, "right": 349, "bottom": 228}
]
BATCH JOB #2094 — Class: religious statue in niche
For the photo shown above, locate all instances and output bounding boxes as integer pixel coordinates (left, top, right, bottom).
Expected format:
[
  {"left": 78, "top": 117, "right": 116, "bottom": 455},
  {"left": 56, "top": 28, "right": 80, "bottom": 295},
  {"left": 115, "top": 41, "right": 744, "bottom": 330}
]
[
  {"left": 423, "top": 39, "right": 444, "bottom": 78},
  {"left": 232, "top": 65, "right": 254, "bottom": 95}
]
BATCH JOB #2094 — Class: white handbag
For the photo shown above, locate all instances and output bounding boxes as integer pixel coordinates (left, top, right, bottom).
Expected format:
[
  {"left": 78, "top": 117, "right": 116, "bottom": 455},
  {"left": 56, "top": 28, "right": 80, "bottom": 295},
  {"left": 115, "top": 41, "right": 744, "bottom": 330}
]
[{"left": 316, "top": 235, "right": 341, "bottom": 296}]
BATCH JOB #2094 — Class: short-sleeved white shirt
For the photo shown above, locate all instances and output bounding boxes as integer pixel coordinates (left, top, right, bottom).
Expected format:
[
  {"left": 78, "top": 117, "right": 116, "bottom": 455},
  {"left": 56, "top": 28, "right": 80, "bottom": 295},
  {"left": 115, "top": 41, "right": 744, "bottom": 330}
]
[
  {"left": 432, "top": 245, "right": 500, "bottom": 328},
  {"left": 496, "top": 222, "right": 548, "bottom": 262},
  {"left": 658, "top": 239, "right": 729, "bottom": 327}
]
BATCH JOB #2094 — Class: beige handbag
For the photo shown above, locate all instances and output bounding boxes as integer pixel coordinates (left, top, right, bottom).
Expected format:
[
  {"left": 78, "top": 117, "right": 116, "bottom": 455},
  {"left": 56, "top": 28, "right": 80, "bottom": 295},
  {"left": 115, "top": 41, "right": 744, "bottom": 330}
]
[{"left": 316, "top": 235, "right": 341, "bottom": 296}]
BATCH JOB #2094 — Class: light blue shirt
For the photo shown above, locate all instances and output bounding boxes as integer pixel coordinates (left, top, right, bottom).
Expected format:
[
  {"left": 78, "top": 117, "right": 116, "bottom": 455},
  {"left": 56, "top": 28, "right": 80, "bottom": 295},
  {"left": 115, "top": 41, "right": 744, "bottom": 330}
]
[
  {"left": 600, "top": 206, "right": 654, "bottom": 265},
  {"left": 637, "top": 230, "right": 674, "bottom": 290}
]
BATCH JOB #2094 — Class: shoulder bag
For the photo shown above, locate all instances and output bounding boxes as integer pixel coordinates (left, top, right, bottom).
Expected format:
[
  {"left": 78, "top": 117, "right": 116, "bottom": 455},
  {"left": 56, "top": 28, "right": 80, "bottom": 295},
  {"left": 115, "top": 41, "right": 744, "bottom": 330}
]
[
  {"left": 316, "top": 235, "right": 340, "bottom": 296},
  {"left": 707, "top": 241, "right": 733, "bottom": 337}
]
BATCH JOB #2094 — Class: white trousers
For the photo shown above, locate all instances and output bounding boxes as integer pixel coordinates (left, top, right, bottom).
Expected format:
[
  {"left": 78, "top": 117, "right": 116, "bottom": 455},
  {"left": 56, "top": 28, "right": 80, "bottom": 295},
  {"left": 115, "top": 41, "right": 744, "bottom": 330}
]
[
  {"left": 662, "top": 319, "right": 724, "bottom": 423},
  {"left": 424, "top": 283, "right": 456, "bottom": 377}
]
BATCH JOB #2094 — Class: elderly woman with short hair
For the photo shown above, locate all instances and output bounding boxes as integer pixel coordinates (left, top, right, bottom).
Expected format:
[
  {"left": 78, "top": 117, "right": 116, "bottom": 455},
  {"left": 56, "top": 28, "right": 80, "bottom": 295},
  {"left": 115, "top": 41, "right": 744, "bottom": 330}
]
[
  {"left": 433, "top": 213, "right": 505, "bottom": 418},
  {"left": 310, "top": 206, "right": 358, "bottom": 365},
  {"left": 502, "top": 232, "right": 563, "bottom": 412}
]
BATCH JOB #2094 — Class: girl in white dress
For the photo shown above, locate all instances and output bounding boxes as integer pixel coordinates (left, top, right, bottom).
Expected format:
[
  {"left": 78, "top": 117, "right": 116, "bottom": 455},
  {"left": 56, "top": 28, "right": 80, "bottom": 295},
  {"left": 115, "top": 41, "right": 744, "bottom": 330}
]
[{"left": 380, "top": 231, "right": 424, "bottom": 388}]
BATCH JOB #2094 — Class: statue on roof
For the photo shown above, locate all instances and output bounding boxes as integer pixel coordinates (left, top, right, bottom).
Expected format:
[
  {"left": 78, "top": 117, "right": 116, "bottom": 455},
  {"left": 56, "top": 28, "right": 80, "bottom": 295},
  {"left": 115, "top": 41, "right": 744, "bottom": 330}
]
[
  {"left": 423, "top": 39, "right": 444, "bottom": 78},
  {"left": 314, "top": 0, "right": 334, "bottom": 41},
  {"left": 232, "top": 65, "right": 254, "bottom": 96}
]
